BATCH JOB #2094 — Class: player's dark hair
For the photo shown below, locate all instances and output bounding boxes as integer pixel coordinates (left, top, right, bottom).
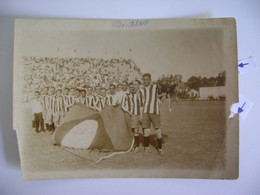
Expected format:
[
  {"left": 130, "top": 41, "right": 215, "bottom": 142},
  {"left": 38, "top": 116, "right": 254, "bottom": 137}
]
[
  {"left": 122, "top": 80, "right": 128, "bottom": 85},
  {"left": 134, "top": 80, "right": 141, "bottom": 84},
  {"left": 143, "top": 73, "right": 151, "bottom": 79}
]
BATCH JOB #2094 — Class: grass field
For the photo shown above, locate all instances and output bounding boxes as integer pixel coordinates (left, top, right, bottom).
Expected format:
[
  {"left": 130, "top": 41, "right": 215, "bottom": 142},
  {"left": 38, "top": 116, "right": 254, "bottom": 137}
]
[{"left": 19, "top": 101, "right": 226, "bottom": 177}]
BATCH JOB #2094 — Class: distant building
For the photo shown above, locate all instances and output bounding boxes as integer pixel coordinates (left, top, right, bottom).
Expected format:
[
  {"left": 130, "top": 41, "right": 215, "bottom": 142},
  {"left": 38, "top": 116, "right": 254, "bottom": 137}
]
[
  {"left": 199, "top": 86, "right": 226, "bottom": 100},
  {"left": 187, "top": 89, "right": 199, "bottom": 98}
]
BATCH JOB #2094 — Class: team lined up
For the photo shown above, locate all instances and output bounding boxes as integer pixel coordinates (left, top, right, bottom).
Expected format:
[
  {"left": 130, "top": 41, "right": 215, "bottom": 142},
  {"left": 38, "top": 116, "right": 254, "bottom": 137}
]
[{"left": 31, "top": 73, "right": 165, "bottom": 155}]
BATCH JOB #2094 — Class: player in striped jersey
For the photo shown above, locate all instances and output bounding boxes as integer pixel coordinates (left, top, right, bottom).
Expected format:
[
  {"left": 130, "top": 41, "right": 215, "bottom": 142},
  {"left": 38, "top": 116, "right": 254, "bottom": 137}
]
[
  {"left": 80, "top": 89, "right": 87, "bottom": 105},
  {"left": 133, "top": 79, "right": 143, "bottom": 113},
  {"left": 41, "top": 87, "right": 49, "bottom": 131},
  {"left": 94, "top": 86, "right": 101, "bottom": 96},
  {"left": 118, "top": 82, "right": 131, "bottom": 131},
  {"left": 63, "top": 88, "right": 73, "bottom": 112},
  {"left": 45, "top": 86, "right": 56, "bottom": 132},
  {"left": 86, "top": 86, "right": 96, "bottom": 110},
  {"left": 95, "top": 88, "right": 106, "bottom": 112},
  {"left": 53, "top": 89, "right": 65, "bottom": 131},
  {"left": 130, "top": 80, "right": 144, "bottom": 152},
  {"left": 68, "top": 88, "right": 75, "bottom": 106},
  {"left": 92, "top": 86, "right": 100, "bottom": 109},
  {"left": 105, "top": 84, "right": 116, "bottom": 106},
  {"left": 140, "top": 73, "right": 164, "bottom": 156},
  {"left": 73, "top": 89, "right": 82, "bottom": 104},
  {"left": 121, "top": 89, "right": 131, "bottom": 114}
]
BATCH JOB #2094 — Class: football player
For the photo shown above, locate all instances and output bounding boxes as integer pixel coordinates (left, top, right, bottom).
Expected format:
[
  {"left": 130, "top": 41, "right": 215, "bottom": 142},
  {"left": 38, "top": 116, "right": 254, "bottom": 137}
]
[
  {"left": 140, "top": 73, "right": 164, "bottom": 156},
  {"left": 53, "top": 89, "right": 65, "bottom": 130}
]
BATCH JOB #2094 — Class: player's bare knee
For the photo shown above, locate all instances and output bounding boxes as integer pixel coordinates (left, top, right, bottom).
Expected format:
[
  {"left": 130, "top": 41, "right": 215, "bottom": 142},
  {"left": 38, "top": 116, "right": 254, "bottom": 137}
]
[
  {"left": 155, "top": 128, "right": 162, "bottom": 139},
  {"left": 144, "top": 128, "right": 150, "bottom": 137}
]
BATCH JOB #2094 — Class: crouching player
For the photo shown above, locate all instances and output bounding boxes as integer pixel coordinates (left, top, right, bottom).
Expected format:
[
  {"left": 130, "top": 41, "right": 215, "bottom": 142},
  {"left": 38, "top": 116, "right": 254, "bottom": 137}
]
[{"left": 140, "top": 73, "right": 164, "bottom": 156}]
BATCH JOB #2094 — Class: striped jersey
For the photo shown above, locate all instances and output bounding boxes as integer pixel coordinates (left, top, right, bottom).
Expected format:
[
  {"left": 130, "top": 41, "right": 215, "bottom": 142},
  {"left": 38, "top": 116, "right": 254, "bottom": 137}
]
[
  {"left": 80, "top": 97, "right": 87, "bottom": 105},
  {"left": 86, "top": 95, "right": 96, "bottom": 109},
  {"left": 41, "top": 95, "right": 50, "bottom": 110},
  {"left": 121, "top": 93, "right": 131, "bottom": 113},
  {"left": 140, "top": 84, "right": 160, "bottom": 114},
  {"left": 53, "top": 96, "right": 65, "bottom": 112},
  {"left": 129, "top": 92, "right": 143, "bottom": 115},
  {"left": 95, "top": 96, "right": 106, "bottom": 112},
  {"left": 63, "top": 95, "right": 73, "bottom": 112},
  {"left": 69, "top": 96, "right": 75, "bottom": 106},
  {"left": 42, "top": 95, "right": 55, "bottom": 110},
  {"left": 105, "top": 94, "right": 114, "bottom": 106}
]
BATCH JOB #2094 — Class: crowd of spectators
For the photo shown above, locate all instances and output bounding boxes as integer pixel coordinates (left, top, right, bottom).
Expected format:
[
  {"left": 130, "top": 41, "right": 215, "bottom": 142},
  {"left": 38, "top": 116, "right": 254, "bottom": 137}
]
[{"left": 23, "top": 56, "right": 142, "bottom": 102}]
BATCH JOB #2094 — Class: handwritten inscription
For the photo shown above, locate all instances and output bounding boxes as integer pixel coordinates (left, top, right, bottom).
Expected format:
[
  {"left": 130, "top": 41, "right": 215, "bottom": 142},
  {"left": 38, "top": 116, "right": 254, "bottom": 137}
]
[{"left": 112, "top": 20, "right": 149, "bottom": 28}]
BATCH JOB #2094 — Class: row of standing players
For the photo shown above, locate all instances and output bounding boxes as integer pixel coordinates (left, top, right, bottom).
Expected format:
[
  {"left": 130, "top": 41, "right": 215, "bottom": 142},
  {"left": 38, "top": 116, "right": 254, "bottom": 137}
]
[{"left": 31, "top": 73, "right": 164, "bottom": 155}]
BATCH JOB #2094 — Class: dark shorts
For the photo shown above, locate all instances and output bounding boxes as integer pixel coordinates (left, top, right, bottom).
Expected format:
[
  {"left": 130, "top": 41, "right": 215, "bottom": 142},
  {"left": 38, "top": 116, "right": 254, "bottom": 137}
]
[{"left": 142, "top": 113, "right": 161, "bottom": 129}]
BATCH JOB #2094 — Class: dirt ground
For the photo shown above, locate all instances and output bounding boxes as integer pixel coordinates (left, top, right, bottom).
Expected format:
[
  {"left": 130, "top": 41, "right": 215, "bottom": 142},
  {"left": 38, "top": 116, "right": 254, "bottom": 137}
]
[{"left": 18, "top": 101, "right": 226, "bottom": 177}]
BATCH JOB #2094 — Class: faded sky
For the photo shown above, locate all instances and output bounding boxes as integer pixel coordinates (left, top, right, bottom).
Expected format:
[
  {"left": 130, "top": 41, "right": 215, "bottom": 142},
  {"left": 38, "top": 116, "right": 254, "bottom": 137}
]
[{"left": 18, "top": 25, "right": 225, "bottom": 82}]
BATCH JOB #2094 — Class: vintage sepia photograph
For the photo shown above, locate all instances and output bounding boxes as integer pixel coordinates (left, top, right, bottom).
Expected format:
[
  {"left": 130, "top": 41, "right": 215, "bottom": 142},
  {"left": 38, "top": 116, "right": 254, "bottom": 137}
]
[{"left": 13, "top": 19, "right": 238, "bottom": 180}]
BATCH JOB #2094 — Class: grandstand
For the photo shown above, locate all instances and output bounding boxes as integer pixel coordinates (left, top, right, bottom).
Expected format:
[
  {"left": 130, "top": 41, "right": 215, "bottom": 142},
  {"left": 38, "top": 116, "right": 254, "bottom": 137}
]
[{"left": 22, "top": 56, "right": 142, "bottom": 102}]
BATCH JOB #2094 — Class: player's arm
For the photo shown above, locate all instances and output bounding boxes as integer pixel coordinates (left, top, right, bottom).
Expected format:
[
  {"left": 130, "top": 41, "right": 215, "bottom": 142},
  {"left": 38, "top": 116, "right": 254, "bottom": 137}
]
[
  {"left": 52, "top": 97, "right": 56, "bottom": 114},
  {"left": 89, "top": 96, "right": 95, "bottom": 110},
  {"left": 121, "top": 95, "right": 128, "bottom": 112},
  {"left": 138, "top": 92, "right": 143, "bottom": 119},
  {"left": 68, "top": 96, "right": 74, "bottom": 108},
  {"left": 95, "top": 97, "right": 102, "bottom": 112},
  {"left": 155, "top": 84, "right": 163, "bottom": 105},
  {"left": 62, "top": 97, "right": 66, "bottom": 113},
  {"left": 139, "top": 107, "right": 143, "bottom": 119},
  {"left": 121, "top": 95, "right": 131, "bottom": 115},
  {"left": 63, "top": 96, "right": 69, "bottom": 108}
]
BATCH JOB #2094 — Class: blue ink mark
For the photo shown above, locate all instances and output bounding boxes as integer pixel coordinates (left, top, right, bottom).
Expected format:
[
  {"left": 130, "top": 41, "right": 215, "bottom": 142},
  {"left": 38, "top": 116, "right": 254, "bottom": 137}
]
[
  {"left": 237, "top": 102, "right": 246, "bottom": 113},
  {"left": 112, "top": 20, "right": 149, "bottom": 28},
  {"left": 238, "top": 62, "right": 249, "bottom": 68}
]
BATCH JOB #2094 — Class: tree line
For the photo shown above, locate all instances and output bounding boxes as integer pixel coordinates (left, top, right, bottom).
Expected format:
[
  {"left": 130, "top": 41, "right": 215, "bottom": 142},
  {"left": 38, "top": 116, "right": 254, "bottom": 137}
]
[{"left": 156, "top": 71, "right": 226, "bottom": 96}]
